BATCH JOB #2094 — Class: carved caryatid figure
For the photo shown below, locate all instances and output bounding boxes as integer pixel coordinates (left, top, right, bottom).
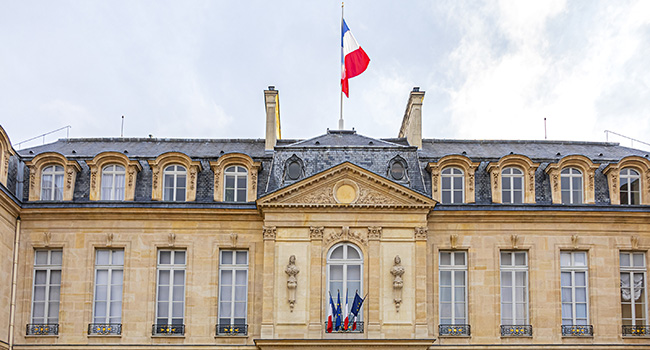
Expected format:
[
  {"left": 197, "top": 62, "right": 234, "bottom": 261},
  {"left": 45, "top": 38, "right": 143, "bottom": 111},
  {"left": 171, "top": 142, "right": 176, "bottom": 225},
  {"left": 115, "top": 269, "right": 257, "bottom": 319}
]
[
  {"left": 285, "top": 255, "right": 300, "bottom": 312},
  {"left": 390, "top": 255, "right": 405, "bottom": 312}
]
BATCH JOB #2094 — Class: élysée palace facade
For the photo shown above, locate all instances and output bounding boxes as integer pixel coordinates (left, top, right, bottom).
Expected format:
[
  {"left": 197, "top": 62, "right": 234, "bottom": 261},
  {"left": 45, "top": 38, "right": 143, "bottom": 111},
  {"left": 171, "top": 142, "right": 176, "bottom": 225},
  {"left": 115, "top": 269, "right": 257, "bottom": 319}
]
[{"left": 1, "top": 87, "right": 649, "bottom": 350}]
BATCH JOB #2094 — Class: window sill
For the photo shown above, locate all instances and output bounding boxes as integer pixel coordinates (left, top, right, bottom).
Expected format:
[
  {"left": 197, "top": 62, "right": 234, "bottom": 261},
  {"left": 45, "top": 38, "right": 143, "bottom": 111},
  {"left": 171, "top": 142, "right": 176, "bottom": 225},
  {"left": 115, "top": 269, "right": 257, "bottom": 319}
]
[
  {"left": 88, "top": 334, "right": 122, "bottom": 338},
  {"left": 501, "top": 335, "right": 532, "bottom": 338},
  {"left": 215, "top": 334, "right": 249, "bottom": 338},
  {"left": 438, "top": 335, "right": 471, "bottom": 338},
  {"left": 562, "top": 335, "right": 594, "bottom": 338},
  {"left": 25, "top": 335, "right": 58, "bottom": 338},
  {"left": 152, "top": 335, "right": 185, "bottom": 338}
]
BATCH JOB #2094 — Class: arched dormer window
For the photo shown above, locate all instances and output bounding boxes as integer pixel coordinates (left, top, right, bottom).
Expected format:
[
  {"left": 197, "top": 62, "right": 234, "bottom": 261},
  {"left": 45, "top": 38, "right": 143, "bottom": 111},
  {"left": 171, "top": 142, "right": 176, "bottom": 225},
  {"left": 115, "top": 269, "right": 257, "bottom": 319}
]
[
  {"left": 87, "top": 152, "right": 142, "bottom": 201},
  {"left": 620, "top": 168, "right": 641, "bottom": 205},
  {"left": 148, "top": 152, "right": 201, "bottom": 202},
  {"left": 561, "top": 167, "right": 583, "bottom": 204},
  {"left": 387, "top": 155, "right": 409, "bottom": 183},
  {"left": 603, "top": 156, "right": 650, "bottom": 205},
  {"left": 163, "top": 165, "right": 187, "bottom": 202},
  {"left": 441, "top": 167, "right": 464, "bottom": 204},
  {"left": 25, "top": 152, "right": 81, "bottom": 201},
  {"left": 224, "top": 166, "right": 247, "bottom": 202},
  {"left": 327, "top": 242, "right": 363, "bottom": 331},
  {"left": 283, "top": 155, "right": 304, "bottom": 183},
  {"left": 210, "top": 153, "right": 261, "bottom": 203},
  {"left": 41, "top": 165, "right": 64, "bottom": 200},
  {"left": 545, "top": 155, "right": 599, "bottom": 205},
  {"left": 427, "top": 155, "right": 479, "bottom": 204},
  {"left": 487, "top": 154, "right": 539, "bottom": 204},
  {"left": 101, "top": 165, "right": 125, "bottom": 200}
]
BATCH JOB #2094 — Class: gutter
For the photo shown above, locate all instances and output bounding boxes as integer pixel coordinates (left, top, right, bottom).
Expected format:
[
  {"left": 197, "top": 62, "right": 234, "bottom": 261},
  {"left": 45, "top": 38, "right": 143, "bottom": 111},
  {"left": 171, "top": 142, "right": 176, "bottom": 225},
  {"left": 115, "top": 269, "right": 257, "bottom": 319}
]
[{"left": 8, "top": 217, "right": 21, "bottom": 350}]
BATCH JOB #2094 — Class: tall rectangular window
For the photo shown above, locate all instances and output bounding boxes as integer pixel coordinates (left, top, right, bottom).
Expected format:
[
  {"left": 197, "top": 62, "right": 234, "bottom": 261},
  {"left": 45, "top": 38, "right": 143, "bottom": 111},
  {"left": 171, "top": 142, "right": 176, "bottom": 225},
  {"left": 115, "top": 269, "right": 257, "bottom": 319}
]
[
  {"left": 90, "top": 249, "right": 123, "bottom": 335},
  {"left": 29, "top": 250, "right": 62, "bottom": 335},
  {"left": 218, "top": 250, "right": 248, "bottom": 335},
  {"left": 439, "top": 251, "right": 468, "bottom": 336},
  {"left": 560, "top": 251, "right": 592, "bottom": 336},
  {"left": 154, "top": 250, "right": 186, "bottom": 335},
  {"left": 500, "top": 251, "right": 530, "bottom": 336},
  {"left": 621, "top": 252, "right": 647, "bottom": 336}
]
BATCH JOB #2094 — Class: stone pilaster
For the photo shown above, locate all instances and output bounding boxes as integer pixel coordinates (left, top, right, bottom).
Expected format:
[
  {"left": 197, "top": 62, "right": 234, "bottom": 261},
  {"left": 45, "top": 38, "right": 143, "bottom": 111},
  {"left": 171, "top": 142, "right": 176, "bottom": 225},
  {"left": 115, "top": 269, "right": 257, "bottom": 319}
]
[
  {"left": 366, "top": 230, "right": 381, "bottom": 337},
  {"left": 414, "top": 227, "right": 428, "bottom": 337},
  {"left": 308, "top": 226, "right": 324, "bottom": 337},
  {"left": 261, "top": 226, "right": 277, "bottom": 338}
]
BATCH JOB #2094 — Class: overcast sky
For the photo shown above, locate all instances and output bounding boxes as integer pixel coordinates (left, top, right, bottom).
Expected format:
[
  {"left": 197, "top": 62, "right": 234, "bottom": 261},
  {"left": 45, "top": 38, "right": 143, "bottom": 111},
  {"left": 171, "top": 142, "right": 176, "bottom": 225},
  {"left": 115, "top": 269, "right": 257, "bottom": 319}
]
[{"left": 1, "top": 1, "right": 649, "bottom": 150}]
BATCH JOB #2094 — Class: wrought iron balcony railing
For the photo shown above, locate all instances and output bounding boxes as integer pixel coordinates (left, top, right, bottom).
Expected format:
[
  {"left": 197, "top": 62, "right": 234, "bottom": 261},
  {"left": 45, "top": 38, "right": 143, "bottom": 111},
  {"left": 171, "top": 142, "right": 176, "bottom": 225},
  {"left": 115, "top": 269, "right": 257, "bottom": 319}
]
[
  {"left": 439, "top": 324, "right": 471, "bottom": 336},
  {"left": 323, "top": 321, "right": 364, "bottom": 333},
  {"left": 561, "top": 325, "right": 593, "bottom": 336},
  {"left": 152, "top": 324, "right": 185, "bottom": 335},
  {"left": 216, "top": 324, "right": 248, "bottom": 336},
  {"left": 501, "top": 325, "right": 533, "bottom": 337},
  {"left": 26, "top": 324, "right": 59, "bottom": 336},
  {"left": 623, "top": 325, "right": 649, "bottom": 336},
  {"left": 88, "top": 323, "right": 122, "bottom": 335}
]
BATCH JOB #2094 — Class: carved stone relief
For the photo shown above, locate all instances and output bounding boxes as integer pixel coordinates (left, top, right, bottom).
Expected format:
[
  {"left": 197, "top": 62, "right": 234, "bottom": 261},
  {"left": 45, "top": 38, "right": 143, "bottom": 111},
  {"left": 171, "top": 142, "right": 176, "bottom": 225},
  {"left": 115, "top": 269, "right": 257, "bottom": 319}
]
[
  {"left": 309, "top": 227, "right": 324, "bottom": 240},
  {"left": 368, "top": 227, "right": 382, "bottom": 240},
  {"left": 414, "top": 227, "right": 427, "bottom": 241},
  {"left": 263, "top": 226, "right": 277, "bottom": 240},
  {"left": 285, "top": 255, "right": 300, "bottom": 312},
  {"left": 325, "top": 226, "right": 367, "bottom": 246},
  {"left": 390, "top": 255, "right": 405, "bottom": 312}
]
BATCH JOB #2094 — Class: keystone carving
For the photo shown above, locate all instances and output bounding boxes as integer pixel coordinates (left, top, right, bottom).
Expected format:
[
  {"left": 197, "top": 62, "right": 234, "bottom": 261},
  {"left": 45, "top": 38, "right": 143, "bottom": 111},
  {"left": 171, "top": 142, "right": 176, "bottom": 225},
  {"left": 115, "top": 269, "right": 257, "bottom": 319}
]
[
  {"left": 390, "top": 255, "right": 405, "bottom": 312},
  {"left": 309, "top": 227, "right": 324, "bottom": 240},
  {"left": 230, "top": 233, "right": 238, "bottom": 247},
  {"left": 368, "top": 227, "right": 382, "bottom": 240},
  {"left": 450, "top": 234, "right": 458, "bottom": 249},
  {"left": 168, "top": 233, "right": 176, "bottom": 247},
  {"left": 285, "top": 255, "right": 300, "bottom": 312},
  {"left": 414, "top": 227, "right": 427, "bottom": 241},
  {"left": 571, "top": 234, "right": 578, "bottom": 249},
  {"left": 106, "top": 233, "right": 114, "bottom": 247},
  {"left": 325, "top": 226, "right": 367, "bottom": 246},
  {"left": 632, "top": 235, "right": 640, "bottom": 250},
  {"left": 263, "top": 226, "right": 277, "bottom": 240},
  {"left": 511, "top": 234, "right": 519, "bottom": 249},
  {"left": 43, "top": 232, "right": 51, "bottom": 247}
]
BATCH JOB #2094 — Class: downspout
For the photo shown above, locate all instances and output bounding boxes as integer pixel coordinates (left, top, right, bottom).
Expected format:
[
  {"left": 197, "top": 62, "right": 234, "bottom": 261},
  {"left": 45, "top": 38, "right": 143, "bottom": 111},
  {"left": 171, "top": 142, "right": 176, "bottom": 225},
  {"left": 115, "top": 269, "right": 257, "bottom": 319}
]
[{"left": 8, "top": 217, "right": 21, "bottom": 350}]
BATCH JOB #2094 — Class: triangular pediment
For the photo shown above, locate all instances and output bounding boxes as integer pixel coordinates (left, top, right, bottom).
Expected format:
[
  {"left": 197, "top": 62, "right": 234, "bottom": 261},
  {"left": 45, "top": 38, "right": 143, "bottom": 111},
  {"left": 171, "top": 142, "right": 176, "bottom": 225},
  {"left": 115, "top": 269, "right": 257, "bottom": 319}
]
[{"left": 257, "top": 162, "right": 436, "bottom": 209}]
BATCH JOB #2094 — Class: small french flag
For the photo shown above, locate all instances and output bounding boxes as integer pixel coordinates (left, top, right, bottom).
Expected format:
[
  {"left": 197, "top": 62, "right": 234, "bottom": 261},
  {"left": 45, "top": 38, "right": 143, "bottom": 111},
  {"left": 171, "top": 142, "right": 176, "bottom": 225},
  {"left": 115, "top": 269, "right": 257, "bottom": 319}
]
[{"left": 341, "top": 19, "right": 370, "bottom": 97}]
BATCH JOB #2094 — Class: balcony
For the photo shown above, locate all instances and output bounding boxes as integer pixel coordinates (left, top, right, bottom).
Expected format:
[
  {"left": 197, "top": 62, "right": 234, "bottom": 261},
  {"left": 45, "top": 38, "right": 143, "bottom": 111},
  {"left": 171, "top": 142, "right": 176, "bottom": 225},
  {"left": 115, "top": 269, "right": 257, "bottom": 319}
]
[
  {"left": 623, "top": 325, "right": 649, "bottom": 337},
  {"left": 323, "top": 321, "right": 364, "bottom": 333},
  {"left": 152, "top": 324, "right": 185, "bottom": 336},
  {"left": 439, "top": 324, "right": 470, "bottom": 336},
  {"left": 26, "top": 324, "right": 58, "bottom": 336},
  {"left": 501, "top": 325, "right": 532, "bottom": 337},
  {"left": 216, "top": 324, "right": 248, "bottom": 336},
  {"left": 88, "top": 323, "right": 122, "bottom": 335},
  {"left": 561, "top": 325, "right": 593, "bottom": 337}
]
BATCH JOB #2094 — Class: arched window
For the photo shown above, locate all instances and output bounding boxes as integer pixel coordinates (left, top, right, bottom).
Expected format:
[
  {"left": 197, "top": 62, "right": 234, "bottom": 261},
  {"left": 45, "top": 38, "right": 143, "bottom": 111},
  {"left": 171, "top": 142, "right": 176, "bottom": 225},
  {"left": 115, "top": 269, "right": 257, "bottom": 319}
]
[
  {"left": 327, "top": 243, "right": 363, "bottom": 327},
  {"left": 224, "top": 166, "right": 248, "bottom": 202},
  {"left": 502, "top": 167, "right": 524, "bottom": 204},
  {"left": 561, "top": 168, "right": 583, "bottom": 204},
  {"left": 101, "top": 165, "right": 126, "bottom": 200},
  {"left": 41, "top": 165, "right": 64, "bottom": 200},
  {"left": 441, "top": 167, "right": 464, "bottom": 204},
  {"left": 620, "top": 168, "right": 641, "bottom": 205},
  {"left": 163, "top": 165, "right": 186, "bottom": 202}
]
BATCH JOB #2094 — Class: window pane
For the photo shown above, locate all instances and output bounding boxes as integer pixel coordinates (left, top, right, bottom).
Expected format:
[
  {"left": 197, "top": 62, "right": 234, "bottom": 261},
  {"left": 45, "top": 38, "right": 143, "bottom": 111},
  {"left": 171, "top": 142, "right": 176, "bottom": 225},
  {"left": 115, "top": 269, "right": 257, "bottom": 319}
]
[
  {"left": 453, "top": 190, "right": 463, "bottom": 204},
  {"left": 574, "top": 252, "right": 587, "bottom": 266},
  {"left": 160, "top": 251, "right": 171, "bottom": 264},
  {"left": 440, "top": 252, "right": 451, "bottom": 266},
  {"left": 441, "top": 287, "right": 451, "bottom": 302},
  {"left": 96, "top": 250, "right": 110, "bottom": 265},
  {"left": 514, "top": 252, "right": 526, "bottom": 266},
  {"left": 221, "top": 251, "right": 233, "bottom": 265},
  {"left": 112, "top": 250, "right": 124, "bottom": 266},
  {"left": 159, "top": 270, "right": 170, "bottom": 285},
  {"left": 235, "top": 270, "right": 247, "bottom": 285},
  {"left": 620, "top": 253, "right": 631, "bottom": 267},
  {"left": 174, "top": 251, "right": 186, "bottom": 265},
  {"left": 221, "top": 270, "right": 232, "bottom": 285},
  {"left": 633, "top": 254, "right": 644, "bottom": 267},
  {"left": 235, "top": 251, "right": 247, "bottom": 265},
  {"left": 51, "top": 251, "right": 62, "bottom": 265},
  {"left": 330, "top": 265, "right": 343, "bottom": 280},
  {"left": 50, "top": 270, "right": 61, "bottom": 285},
  {"left": 454, "top": 252, "right": 465, "bottom": 266}
]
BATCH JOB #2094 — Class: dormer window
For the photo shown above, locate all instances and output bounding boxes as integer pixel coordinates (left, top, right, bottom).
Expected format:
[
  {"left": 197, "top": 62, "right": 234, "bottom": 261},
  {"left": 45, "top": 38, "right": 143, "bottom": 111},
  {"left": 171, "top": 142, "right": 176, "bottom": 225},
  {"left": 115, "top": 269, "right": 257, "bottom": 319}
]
[
  {"left": 163, "top": 165, "right": 187, "bottom": 202},
  {"left": 561, "top": 168, "right": 583, "bottom": 204},
  {"left": 388, "top": 156, "right": 408, "bottom": 183},
  {"left": 283, "top": 155, "right": 304, "bottom": 182},
  {"left": 101, "top": 165, "right": 126, "bottom": 200},
  {"left": 41, "top": 165, "right": 64, "bottom": 200},
  {"left": 620, "top": 168, "right": 641, "bottom": 205},
  {"left": 224, "top": 166, "right": 247, "bottom": 202}
]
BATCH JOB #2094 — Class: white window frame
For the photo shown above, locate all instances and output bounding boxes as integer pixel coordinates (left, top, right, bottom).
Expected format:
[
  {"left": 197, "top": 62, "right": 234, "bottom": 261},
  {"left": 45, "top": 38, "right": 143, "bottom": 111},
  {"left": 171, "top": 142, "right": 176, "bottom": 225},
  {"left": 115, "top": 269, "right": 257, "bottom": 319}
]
[
  {"left": 327, "top": 243, "right": 364, "bottom": 322},
  {"left": 31, "top": 250, "right": 62, "bottom": 324},
  {"left": 40, "top": 165, "right": 64, "bottom": 201},
  {"left": 501, "top": 167, "right": 524, "bottom": 204},
  {"left": 155, "top": 250, "right": 186, "bottom": 326},
  {"left": 218, "top": 250, "right": 249, "bottom": 330},
  {"left": 560, "top": 168, "right": 583, "bottom": 204},
  {"left": 92, "top": 249, "right": 124, "bottom": 324},
  {"left": 500, "top": 251, "right": 529, "bottom": 325},
  {"left": 101, "top": 165, "right": 126, "bottom": 200},
  {"left": 441, "top": 167, "right": 465, "bottom": 204},
  {"left": 560, "top": 251, "right": 589, "bottom": 325},
  {"left": 620, "top": 252, "right": 647, "bottom": 326},
  {"left": 439, "top": 251, "right": 468, "bottom": 325},
  {"left": 620, "top": 168, "right": 641, "bottom": 205},
  {"left": 162, "top": 165, "right": 186, "bottom": 202},
  {"left": 224, "top": 166, "right": 248, "bottom": 202}
]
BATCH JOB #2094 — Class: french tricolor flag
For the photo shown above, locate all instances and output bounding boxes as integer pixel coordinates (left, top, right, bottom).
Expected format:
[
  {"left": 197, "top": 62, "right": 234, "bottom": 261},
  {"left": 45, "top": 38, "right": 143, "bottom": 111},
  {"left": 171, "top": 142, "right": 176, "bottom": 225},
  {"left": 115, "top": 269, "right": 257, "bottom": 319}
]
[{"left": 341, "top": 19, "right": 370, "bottom": 97}]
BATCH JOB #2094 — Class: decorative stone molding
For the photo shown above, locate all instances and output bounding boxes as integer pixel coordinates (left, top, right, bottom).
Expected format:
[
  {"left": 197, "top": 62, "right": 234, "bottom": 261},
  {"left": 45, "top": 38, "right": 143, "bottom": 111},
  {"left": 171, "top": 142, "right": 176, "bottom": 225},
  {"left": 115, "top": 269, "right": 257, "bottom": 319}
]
[
  {"left": 25, "top": 152, "right": 81, "bottom": 201},
  {"left": 325, "top": 226, "right": 367, "bottom": 246},
  {"left": 511, "top": 234, "right": 519, "bottom": 249},
  {"left": 293, "top": 186, "right": 336, "bottom": 205},
  {"left": 427, "top": 155, "right": 480, "bottom": 203},
  {"left": 285, "top": 255, "right": 300, "bottom": 312},
  {"left": 168, "top": 233, "right": 176, "bottom": 247},
  {"left": 414, "top": 227, "right": 428, "bottom": 241},
  {"left": 368, "top": 227, "right": 382, "bottom": 240},
  {"left": 571, "top": 234, "right": 579, "bottom": 249},
  {"left": 209, "top": 153, "right": 261, "bottom": 202},
  {"left": 148, "top": 152, "right": 202, "bottom": 201},
  {"left": 230, "top": 233, "right": 238, "bottom": 247},
  {"left": 43, "top": 232, "right": 51, "bottom": 247},
  {"left": 450, "top": 234, "right": 458, "bottom": 249},
  {"left": 545, "top": 155, "right": 600, "bottom": 204},
  {"left": 631, "top": 235, "right": 640, "bottom": 250},
  {"left": 263, "top": 226, "right": 277, "bottom": 241},
  {"left": 309, "top": 227, "right": 324, "bottom": 240},
  {"left": 0, "top": 126, "right": 16, "bottom": 187},
  {"left": 603, "top": 156, "right": 650, "bottom": 205},
  {"left": 86, "top": 152, "right": 142, "bottom": 201},
  {"left": 333, "top": 179, "right": 360, "bottom": 204},
  {"left": 390, "top": 255, "right": 405, "bottom": 312},
  {"left": 106, "top": 233, "right": 114, "bottom": 247},
  {"left": 486, "top": 154, "right": 540, "bottom": 204}
]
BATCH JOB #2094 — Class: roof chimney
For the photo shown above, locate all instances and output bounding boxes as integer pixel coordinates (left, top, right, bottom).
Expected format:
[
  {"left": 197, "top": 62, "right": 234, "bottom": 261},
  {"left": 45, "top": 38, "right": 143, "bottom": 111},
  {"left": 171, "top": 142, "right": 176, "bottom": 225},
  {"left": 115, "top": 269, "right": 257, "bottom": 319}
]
[
  {"left": 264, "top": 86, "right": 281, "bottom": 151},
  {"left": 398, "top": 87, "right": 425, "bottom": 149}
]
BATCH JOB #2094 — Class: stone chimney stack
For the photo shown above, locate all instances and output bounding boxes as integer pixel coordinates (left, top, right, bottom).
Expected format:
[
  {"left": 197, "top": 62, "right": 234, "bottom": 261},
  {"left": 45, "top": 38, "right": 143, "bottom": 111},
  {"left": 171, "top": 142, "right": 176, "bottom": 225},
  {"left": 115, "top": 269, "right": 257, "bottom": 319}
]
[
  {"left": 398, "top": 87, "right": 425, "bottom": 149},
  {"left": 264, "top": 86, "right": 281, "bottom": 151}
]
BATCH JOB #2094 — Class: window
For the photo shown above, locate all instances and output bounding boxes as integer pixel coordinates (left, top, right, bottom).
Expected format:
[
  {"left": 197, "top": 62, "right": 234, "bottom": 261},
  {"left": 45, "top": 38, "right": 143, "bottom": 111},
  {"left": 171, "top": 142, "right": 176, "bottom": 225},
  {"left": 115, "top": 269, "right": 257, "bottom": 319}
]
[
  {"left": 101, "top": 165, "right": 126, "bottom": 200},
  {"left": 28, "top": 250, "right": 62, "bottom": 335},
  {"left": 620, "top": 168, "right": 641, "bottom": 205},
  {"left": 90, "top": 250, "right": 123, "bottom": 335},
  {"left": 327, "top": 243, "right": 363, "bottom": 332},
  {"left": 500, "top": 252, "right": 529, "bottom": 329},
  {"left": 224, "top": 166, "right": 247, "bottom": 202},
  {"left": 441, "top": 167, "right": 464, "bottom": 204},
  {"left": 502, "top": 168, "right": 524, "bottom": 204},
  {"left": 439, "top": 251, "right": 467, "bottom": 326},
  {"left": 561, "top": 168, "right": 583, "bottom": 204},
  {"left": 218, "top": 250, "right": 248, "bottom": 335},
  {"left": 163, "top": 165, "right": 186, "bottom": 202},
  {"left": 620, "top": 252, "right": 647, "bottom": 336},
  {"left": 560, "top": 251, "right": 592, "bottom": 336},
  {"left": 154, "top": 250, "right": 186, "bottom": 335},
  {"left": 40, "top": 165, "right": 64, "bottom": 200}
]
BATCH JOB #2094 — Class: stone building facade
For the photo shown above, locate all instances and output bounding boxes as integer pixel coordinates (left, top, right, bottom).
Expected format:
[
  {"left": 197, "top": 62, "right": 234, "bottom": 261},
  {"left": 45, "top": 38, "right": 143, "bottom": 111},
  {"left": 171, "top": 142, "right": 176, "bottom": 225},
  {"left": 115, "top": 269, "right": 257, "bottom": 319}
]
[{"left": 0, "top": 88, "right": 649, "bottom": 349}]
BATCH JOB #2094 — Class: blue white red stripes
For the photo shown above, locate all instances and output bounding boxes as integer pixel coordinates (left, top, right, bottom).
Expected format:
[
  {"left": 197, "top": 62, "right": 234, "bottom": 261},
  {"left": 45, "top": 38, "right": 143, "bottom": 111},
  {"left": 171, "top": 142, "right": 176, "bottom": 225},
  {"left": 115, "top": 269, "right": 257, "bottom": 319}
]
[{"left": 341, "top": 19, "right": 370, "bottom": 97}]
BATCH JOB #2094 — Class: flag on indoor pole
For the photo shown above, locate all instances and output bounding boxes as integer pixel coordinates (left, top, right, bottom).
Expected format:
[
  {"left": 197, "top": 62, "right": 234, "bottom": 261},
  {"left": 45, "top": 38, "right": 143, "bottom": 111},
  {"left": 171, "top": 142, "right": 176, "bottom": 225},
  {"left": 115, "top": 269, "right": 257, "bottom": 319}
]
[
  {"left": 335, "top": 290, "right": 343, "bottom": 331},
  {"left": 343, "top": 290, "right": 350, "bottom": 330},
  {"left": 327, "top": 292, "right": 336, "bottom": 333},
  {"left": 341, "top": 18, "right": 370, "bottom": 97}
]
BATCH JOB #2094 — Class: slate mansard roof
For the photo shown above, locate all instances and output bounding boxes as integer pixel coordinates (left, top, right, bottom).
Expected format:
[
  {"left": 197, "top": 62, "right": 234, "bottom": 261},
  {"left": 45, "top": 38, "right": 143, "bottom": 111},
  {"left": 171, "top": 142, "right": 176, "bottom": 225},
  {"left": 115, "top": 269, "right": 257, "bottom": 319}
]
[{"left": 7, "top": 129, "right": 650, "bottom": 207}]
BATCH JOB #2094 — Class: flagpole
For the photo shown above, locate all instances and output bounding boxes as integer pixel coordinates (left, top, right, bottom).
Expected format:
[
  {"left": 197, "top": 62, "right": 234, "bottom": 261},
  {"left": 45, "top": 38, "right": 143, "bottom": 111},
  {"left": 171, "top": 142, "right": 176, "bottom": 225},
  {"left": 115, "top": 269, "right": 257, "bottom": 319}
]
[{"left": 339, "top": 2, "right": 344, "bottom": 130}]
